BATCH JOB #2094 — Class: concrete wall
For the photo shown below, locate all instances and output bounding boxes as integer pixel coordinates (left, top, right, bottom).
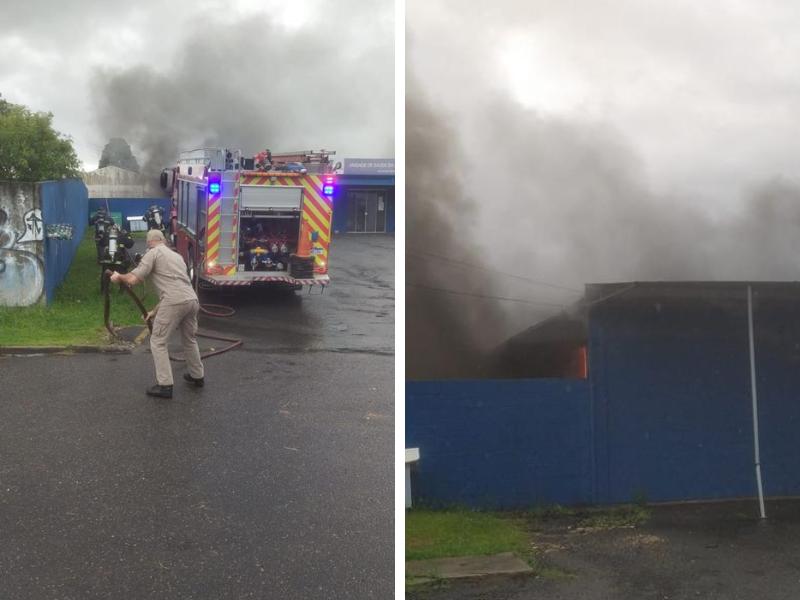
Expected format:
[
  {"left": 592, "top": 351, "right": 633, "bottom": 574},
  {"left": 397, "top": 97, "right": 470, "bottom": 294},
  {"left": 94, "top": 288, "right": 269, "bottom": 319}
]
[
  {"left": 40, "top": 179, "right": 88, "bottom": 303},
  {"left": 0, "top": 182, "right": 45, "bottom": 306},
  {"left": 82, "top": 166, "right": 164, "bottom": 198},
  {"left": 406, "top": 379, "right": 593, "bottom": 508}
]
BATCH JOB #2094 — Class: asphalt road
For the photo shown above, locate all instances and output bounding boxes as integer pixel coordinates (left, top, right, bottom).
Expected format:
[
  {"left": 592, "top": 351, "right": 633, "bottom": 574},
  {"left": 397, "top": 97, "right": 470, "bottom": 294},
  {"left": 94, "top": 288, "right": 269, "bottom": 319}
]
[
  {"left": 409, "top": 500, "right": 800, "bottom": 600},
  {"left": 0, "top": 234, "right": 394, "bottom": 600}
]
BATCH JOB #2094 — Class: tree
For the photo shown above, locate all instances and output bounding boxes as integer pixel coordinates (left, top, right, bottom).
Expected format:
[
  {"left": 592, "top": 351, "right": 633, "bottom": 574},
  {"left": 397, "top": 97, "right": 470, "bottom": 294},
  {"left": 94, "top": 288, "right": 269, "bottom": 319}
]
[
  {"left": 0, "top": 94, "right": 81, "bottom": 181},
  {"left": 98, "top": 137, "right": 140, "bottom": 172}
]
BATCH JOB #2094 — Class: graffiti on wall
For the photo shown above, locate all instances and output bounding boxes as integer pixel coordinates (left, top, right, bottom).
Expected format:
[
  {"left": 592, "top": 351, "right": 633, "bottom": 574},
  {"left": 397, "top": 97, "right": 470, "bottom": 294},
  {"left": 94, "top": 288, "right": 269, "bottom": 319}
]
[{"left": 0, "top": 201, "right": 45, "bottom": 307}]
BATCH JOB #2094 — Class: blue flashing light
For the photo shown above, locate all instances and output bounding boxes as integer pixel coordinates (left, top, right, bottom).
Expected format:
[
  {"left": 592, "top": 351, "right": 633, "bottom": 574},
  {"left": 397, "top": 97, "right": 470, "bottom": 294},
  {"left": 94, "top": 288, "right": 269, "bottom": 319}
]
[
  {"left": 323, "top": 185, "right": 334, "bottom": 195},
  {"left": 208, "top": 172, "right": 222, "bottom": 196}
]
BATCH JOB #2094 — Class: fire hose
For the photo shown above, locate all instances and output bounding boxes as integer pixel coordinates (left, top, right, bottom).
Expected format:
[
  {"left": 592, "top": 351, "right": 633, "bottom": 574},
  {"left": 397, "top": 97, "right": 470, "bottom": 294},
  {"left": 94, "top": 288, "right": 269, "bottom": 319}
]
[{"left": 102, "top": 269, "right": 242, "bottom": 360}]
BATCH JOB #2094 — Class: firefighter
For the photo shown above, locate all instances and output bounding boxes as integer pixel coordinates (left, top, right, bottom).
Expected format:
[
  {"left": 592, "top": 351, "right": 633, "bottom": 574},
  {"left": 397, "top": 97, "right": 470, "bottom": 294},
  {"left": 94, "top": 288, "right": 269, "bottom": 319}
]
[
  {"left": 98, "top": 224, "right": 136, "bottom": 291},
  {"left": 142, "top": 203, "right": 167, "bottom": 233},
  {"left": 110, "top": 229, "right": 204, "bottom": 398},
  {"left": 90, "top": 207, "right": 114, "bottom": 260}
]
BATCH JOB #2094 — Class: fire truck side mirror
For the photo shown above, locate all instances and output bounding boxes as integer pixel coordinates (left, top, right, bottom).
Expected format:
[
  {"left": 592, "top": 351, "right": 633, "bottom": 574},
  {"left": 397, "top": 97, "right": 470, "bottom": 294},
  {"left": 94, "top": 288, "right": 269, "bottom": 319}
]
[{"left": 160, "top": 171, "right": 168, "bottom": 189}]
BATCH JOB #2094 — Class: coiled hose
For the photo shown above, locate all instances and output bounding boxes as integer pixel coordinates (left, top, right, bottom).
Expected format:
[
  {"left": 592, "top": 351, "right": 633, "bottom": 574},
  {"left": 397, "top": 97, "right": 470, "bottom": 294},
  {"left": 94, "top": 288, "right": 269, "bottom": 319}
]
[{"left": 102, "top": 269, "right": 242, "bottom": 359}]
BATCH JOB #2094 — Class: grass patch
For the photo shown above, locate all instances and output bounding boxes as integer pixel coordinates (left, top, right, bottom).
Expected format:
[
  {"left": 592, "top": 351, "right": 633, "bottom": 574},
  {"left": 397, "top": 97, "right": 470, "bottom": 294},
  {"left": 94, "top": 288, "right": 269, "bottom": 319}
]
[
  {"left": 406, "top": 508, "right": 530, "bottom": 562},
  {"left": 524, "top": 504, "right": 578, "bottom": 520},
  {"left": 0, "top": 234, "right": 158, "bottom": 346},
  {"left": 575, "top": 505, "right": 650, "bottom": 529}
]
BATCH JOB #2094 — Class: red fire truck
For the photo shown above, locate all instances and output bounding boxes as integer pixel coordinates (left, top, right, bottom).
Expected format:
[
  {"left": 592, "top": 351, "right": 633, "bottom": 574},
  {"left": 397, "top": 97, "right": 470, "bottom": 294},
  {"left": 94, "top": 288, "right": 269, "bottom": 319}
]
[{"left": 161, "top": 148, "right": 335, "bottom": 290}]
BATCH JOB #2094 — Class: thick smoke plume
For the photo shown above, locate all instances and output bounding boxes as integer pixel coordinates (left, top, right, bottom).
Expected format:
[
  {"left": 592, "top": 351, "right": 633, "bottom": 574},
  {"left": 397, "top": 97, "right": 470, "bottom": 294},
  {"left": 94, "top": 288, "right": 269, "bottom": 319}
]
[
  {"left": 91, "top": 11, "right": 393, "bottom": 176},
  {"left": 407, "top": 92, "right": 800, "bottom": 379},
  {"left": 406, "top": 2, "right": 800, "bottom": 379},
  {"left": 406, "top": 95, "right": 504, "bottom": 379}
]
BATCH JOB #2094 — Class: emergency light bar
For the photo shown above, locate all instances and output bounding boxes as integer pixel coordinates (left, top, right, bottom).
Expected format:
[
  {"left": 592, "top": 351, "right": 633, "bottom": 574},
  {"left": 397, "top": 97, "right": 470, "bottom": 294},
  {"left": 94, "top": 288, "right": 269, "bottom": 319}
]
[
  {"left": 323, "top": 175, "right": 335, "bottom": 196},
  {"left": 208, "top": 172, "right": 222, "bottom": 196}
]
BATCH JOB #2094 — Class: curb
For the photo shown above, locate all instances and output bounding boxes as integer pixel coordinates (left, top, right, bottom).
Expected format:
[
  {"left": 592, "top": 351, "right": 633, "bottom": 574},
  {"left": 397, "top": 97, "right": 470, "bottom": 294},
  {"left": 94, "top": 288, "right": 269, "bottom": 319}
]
[
  {"left": 406, "top": 553, "right": 533, "bottom": 581},
  {"left": 0, "top": 344, "right": 134, "bottom": 356},
  {"left": 0, "top": 325, "right": 149, "bottom": 356},
  {"left": 0, "top": 326, "right": 152, "bottom": 356}
]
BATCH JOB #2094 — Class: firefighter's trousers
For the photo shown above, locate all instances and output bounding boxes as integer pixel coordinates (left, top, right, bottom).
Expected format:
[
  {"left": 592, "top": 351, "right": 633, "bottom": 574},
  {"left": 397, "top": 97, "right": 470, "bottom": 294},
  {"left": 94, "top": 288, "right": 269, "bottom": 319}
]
[{"left": 150, "top": 300, "right": 204, "bottom": 386}]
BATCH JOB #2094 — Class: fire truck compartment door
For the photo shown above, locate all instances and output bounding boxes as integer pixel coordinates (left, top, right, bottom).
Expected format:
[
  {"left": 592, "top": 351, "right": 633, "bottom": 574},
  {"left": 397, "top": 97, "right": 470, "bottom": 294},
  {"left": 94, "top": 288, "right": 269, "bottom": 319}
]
[{"left": 240, "top": 186, "right": 303, "bottom": 210}]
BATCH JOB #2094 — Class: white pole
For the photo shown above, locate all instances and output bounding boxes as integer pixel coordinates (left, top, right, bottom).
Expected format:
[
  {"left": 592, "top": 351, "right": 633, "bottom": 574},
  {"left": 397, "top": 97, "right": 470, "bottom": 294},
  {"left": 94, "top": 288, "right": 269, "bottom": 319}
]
[{"left": 747, "top": 285, "right": 767, "bottom": 519}]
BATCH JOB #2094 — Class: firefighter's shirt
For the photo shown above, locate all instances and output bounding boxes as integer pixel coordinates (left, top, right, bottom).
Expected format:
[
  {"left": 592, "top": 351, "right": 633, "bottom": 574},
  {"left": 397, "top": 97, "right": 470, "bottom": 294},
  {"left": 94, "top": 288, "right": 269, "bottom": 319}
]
[{"left": 131, "top": 244, "right": 198, "bottom": 306}]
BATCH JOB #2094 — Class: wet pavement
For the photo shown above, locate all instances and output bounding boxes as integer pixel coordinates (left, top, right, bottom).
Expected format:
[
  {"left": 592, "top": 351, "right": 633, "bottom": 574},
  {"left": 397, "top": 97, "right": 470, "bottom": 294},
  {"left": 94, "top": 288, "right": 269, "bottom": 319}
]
[
  {"left": 408, "top": 500, "right": 800, "bottom": 600},
  {"left": 0, "top": 234, "right": 394, "bottom": 599}
]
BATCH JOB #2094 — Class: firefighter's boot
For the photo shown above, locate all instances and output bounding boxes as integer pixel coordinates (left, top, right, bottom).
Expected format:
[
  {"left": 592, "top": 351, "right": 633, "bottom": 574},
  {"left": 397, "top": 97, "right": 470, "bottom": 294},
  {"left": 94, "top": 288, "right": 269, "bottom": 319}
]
[
  {"left": 146, "top": 384, "right": 173, "bottom": 398},
  {"left": 183, "top": 373, "right": 204, "bottom": 388}
]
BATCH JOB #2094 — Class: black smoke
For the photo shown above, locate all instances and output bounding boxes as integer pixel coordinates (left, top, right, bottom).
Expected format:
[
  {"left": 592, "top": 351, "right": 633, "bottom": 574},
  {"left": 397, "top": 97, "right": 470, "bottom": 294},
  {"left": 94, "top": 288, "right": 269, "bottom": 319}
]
[
  {"left": 90, "top": 8, "right": 393, "bottom": 176},
  {"left": 406, "top": 92, "right": 800, "bottom": 379}
]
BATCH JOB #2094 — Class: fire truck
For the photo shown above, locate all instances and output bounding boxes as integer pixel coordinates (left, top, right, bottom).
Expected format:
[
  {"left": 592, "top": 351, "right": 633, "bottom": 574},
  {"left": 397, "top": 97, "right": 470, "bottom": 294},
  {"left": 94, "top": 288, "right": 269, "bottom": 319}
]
[{"left": 161, "top": 148, "right": 335, "bottom": 290}]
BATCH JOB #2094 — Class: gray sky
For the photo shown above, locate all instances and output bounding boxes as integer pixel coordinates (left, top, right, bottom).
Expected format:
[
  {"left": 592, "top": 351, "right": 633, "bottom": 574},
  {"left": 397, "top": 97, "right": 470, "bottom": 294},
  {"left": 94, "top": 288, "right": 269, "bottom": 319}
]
[
  {"left": 407, "top": 0, "right": 800, "bottom": 365},
  {"left": 409, "top": 1, "right": 800, "bottom": 212},
  {"left": 0, "top": 0, "right": 394, "bottom": 171}
]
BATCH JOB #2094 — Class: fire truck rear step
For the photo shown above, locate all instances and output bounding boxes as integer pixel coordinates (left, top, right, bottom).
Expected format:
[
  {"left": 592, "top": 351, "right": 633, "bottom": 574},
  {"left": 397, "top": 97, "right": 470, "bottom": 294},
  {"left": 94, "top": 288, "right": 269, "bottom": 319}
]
[{"left": 202, "top": 272, "right": 329, "bottom": 287}]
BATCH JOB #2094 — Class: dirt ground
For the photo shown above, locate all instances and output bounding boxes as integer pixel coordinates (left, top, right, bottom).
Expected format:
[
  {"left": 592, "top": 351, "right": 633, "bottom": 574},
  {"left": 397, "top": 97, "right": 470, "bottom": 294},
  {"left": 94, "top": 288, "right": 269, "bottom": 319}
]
[{"left": 408, "top": 500, "right": 800, "bottom": 600}]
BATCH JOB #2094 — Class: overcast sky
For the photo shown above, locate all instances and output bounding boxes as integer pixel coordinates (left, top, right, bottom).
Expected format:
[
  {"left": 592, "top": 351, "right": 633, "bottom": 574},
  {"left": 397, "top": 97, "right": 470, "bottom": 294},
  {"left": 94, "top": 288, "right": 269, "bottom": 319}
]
[
  {"left": 410, "top": 0, "right": 800, "bottom": 212},
  {"left": 0, "top": 0, "right": 394, "bottom": 171},
  {"left": 407, "top": 0, "right": 800, "bottom": 366}
]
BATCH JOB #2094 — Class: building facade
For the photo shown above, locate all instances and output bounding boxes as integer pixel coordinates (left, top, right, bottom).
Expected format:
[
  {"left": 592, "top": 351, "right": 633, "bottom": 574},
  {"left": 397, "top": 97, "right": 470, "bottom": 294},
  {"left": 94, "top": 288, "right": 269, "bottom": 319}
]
[
  {"left": 332, "top": 158, "right": 394, "bottom": 234},
  {"left": 407, "top": 282, "right": 800, "bottom": 508}
]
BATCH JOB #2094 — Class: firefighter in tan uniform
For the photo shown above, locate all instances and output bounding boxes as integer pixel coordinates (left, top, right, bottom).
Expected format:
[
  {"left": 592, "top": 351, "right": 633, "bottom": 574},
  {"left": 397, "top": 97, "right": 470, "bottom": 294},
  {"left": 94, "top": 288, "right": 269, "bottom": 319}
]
[{"left": 110, "top": 229, "right": 204, "bottom": 398}]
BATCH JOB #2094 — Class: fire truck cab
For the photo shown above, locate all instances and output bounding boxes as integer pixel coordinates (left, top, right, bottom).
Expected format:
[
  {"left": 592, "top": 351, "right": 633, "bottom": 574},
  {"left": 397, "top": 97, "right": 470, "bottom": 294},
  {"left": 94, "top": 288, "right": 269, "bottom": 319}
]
[{"left": 164, "top": 148, "right": 334, "bottom": 290}]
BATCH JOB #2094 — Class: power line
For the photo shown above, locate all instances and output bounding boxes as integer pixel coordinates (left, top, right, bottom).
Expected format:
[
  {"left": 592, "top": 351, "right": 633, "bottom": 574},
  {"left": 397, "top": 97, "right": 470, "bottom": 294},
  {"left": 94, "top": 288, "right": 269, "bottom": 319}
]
[
  {"left": 407, "top": 249, "right": 582, "bottom": 293},
  {"left": 407, "top": 282, "right": 568, "bottom": 308}
]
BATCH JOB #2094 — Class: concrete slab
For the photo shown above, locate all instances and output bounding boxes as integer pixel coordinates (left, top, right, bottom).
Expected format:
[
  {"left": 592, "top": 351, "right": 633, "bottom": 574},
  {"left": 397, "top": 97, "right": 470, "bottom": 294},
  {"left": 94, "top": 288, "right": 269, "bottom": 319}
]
[{"left": 406, "top": 552, "right": 533, "bottom": 580}]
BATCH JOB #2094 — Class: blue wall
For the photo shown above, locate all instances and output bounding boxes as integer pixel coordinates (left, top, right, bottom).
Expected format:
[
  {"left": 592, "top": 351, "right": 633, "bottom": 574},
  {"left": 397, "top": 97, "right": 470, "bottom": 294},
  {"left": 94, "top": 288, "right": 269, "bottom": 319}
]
[
  {"left": 406, "top": 379, "right": 592, "bottom": 508},
  {"left": 589, "top": 299, "right": 757, "bottom": 504},
  {"left": 88, "top": 198, "right": 170, "bottom": 228},
  {"left": 331, "top": 184, "right": 395, "bottom": 234},
  {"left": 407, "top": 288, "right": 800, "bottom": 508},
  {"left": 587, "top": 291, "right": 800, "bottom": 504},
  {"left": 40, "top": 179, "right": 88, "bottom": 304},
  {"left": 332, "top": 188, "right": 348, "bottom": 233},
  {"left": 740, "top": 295, "right": 800, "bottom": 499},
  {"left": 387, "top": 191, "right": 395, "bottom": 233}
]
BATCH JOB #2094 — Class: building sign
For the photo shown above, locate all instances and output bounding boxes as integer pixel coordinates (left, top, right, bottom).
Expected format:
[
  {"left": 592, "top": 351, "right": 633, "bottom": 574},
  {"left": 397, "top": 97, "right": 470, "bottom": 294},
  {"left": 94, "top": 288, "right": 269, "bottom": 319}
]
[{"left": 342, "top": 158, "right": 395, "bottom": 176}]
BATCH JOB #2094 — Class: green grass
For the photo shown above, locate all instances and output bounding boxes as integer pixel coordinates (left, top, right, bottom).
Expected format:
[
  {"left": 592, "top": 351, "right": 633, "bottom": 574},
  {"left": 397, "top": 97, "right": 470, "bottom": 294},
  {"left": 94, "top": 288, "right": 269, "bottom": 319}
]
[
  {"left": 406, "top": 508, "right": 530, "bottom": 562},
  {"left": 521, "top": 503, "right": 650, "bottom": 531},
  {"left": 523, "top": 504, "right": 578, "bottom": 520},
  {"left": 0, "top": 234, "right": 158, "bottom": 346},
  {"left": 574, "top": 505, "right": 650, "bottom": 529}
]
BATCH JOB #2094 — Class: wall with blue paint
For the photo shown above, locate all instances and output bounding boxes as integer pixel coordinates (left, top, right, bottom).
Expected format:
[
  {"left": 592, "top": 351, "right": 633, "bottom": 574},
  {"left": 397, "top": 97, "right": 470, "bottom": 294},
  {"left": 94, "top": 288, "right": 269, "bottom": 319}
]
[
  {"left": 332, "top": 187, "right": 348, "bottom": 233},
  {"left": 406, "top": 379, "right": 592, "bottom": 508},
  {"left": 88, "top": 198, "right": 170, "bottom": 228},
  {"left": 589, "top": 297, "right": 758, "bottom": 504},
  {"left": 40, "top": 179, "right": 89, "bottom": 304},
  {"left": 332, "top": 176, "right": 395, "bottom": 234},
  {"left": 742, "top": 292, "right": 800, "bottom": 499},
  {"left": 407, "top": 286, "right": 800, "bottom": 508},
  {"left": 588, "top": 287, "right": 800, "bottom": 504},
  {"left": 386, "top": 188, "right": 395, "bottom": 233}
]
